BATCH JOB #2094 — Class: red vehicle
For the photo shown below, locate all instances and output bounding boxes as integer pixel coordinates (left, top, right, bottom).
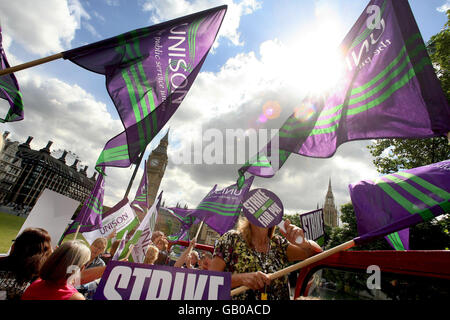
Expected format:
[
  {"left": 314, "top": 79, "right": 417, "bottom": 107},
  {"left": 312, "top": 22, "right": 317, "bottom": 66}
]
[
  {"left": 294, "top": 250, "right": 450, "bottom": 300},
  {"left": 174, "top": 240, "right": 450, "bottom": 300}
]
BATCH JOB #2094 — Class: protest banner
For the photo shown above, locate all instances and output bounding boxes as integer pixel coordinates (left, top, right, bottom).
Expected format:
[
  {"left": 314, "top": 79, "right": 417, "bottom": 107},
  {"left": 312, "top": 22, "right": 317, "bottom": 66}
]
[
  {"left": 93, "top": 260, "right": 231, "bottom": 300},
  {"left": 300, "top": 208, "right": 325, "bottom": 246},
  {"left": 14, "top": 189, "right": 79, "bottom": 249},
  {"left": 82, "top": 198, "right": 139, "bottom": 244}
]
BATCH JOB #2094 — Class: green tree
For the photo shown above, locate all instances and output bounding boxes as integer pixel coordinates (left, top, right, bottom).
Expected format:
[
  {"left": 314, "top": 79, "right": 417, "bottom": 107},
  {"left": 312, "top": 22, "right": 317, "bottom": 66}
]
[
  {"left": 427, "top": 9, "right": 450, "bottom": 101},
  {"left": 325, "top": 203, "right": 390, "bottom": 251}
]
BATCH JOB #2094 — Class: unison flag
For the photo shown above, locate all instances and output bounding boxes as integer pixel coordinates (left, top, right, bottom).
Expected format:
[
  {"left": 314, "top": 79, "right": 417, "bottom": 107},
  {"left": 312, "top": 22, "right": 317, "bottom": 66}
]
[
  {"left": 112, "top": 230, "right": 128, "bottom": 261},
  {"left": 80, "top": 198, "right": 140, "bottom": 244},
  {"left": 350, "top": 160, "right": 450, "bottom": 246},
  {"left": 61, "top": 6, "right": 227, "bottom": 174},
  {"left": 59, "top": 170, "right": 105, "bottom": 243},
  {"left": 189, "top": 176, "right": 254, "bottom": 235},
  {"left": 238, "top": 0, "right": 450, "bottom": 184},
  {"left": 128, "top": 191, "right": 162, "bottom": 262},
  {"left": 131, "top": 160, "right": 149, "bottom": 212},
  {"left": 0, "top": 26, "right": 24, "bottom": 123}
]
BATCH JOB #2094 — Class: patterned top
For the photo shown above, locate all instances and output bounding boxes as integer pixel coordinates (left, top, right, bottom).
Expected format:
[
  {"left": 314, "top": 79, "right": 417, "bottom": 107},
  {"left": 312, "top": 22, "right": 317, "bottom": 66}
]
[
  {"left": 213, "top": 230, "right": 290, "bottom": 300},
  {"left": 0, "top": 270, "right": 31, "bottom": 300}
]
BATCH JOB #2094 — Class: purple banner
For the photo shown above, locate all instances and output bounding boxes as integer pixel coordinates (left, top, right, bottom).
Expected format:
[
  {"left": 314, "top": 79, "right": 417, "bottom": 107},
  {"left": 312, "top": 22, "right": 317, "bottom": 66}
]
[
  {"left": 93, "top": 260, "right": 231, "bottom": 300},
  {"left": 351, "top": 160, "right": 450, "bottom": 245},
  {"left": 189, "top": 176, "right": 254, "bottom": 235}
]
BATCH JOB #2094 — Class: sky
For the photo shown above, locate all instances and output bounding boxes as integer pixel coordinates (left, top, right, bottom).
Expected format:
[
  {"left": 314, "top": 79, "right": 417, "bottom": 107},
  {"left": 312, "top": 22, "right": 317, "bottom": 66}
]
[{"left": 0, "top": 0, "right": 448, "bottom": 222}]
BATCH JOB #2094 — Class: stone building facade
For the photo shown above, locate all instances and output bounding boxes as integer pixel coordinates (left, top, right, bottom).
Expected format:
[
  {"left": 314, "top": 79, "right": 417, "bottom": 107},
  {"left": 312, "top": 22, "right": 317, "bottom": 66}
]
[{"left": 4, "top": 136, "right": 95, "bottom": 212}]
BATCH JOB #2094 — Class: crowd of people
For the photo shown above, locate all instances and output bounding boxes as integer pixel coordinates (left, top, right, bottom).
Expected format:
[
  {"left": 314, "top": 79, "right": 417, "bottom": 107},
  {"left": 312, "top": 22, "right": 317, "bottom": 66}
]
[{"left": 0, "top": 216, "right": 321, "bottom": 300}]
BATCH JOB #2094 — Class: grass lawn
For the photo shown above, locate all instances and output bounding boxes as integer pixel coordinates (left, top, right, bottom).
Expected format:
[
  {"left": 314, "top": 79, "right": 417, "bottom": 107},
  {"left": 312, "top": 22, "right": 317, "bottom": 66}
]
[
  {"left": 0, "top": 211, "right": 26, "bottom": 254},
  {"left": 0, "top": 211, "right": 87, "bottom": 254}
]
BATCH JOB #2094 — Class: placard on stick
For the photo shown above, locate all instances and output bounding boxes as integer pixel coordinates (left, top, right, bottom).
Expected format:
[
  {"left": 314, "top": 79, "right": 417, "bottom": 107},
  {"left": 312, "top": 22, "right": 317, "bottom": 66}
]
[{"left": 242, "top": 188, "right": 284, "bottom": 228}]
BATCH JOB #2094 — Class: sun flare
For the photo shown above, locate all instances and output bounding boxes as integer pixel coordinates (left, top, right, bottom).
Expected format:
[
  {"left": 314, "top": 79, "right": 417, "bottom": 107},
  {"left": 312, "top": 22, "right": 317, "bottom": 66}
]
[{"left": 275, "top": 7, "right": 347, "bottom": 98}]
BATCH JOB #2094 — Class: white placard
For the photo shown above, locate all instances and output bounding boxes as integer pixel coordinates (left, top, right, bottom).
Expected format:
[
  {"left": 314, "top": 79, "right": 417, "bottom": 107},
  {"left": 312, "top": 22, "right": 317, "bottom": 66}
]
[{"left": 13, "top": 189, "right": 79, "bottom": 250}]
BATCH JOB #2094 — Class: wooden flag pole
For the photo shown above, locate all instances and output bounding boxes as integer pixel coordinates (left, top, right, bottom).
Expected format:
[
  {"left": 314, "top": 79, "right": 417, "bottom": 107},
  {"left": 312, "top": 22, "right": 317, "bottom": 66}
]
[
  {"left": 124, "top": 151, "right": 146, "bottom": 200},
  {"left": 124, "top": 244, "right": 135, "bottom": 261},
  {"left": 0, "top": 53, "right": 64, "bottom": 76},
  {"left": 230, "top": 239, "right": 355, "bottom": 296},
  {"left": 73, "top": 224, "right": 81, "bottom": 241},
  {"left": 193, "top": 219, "right": 205, "bottom": 241}
]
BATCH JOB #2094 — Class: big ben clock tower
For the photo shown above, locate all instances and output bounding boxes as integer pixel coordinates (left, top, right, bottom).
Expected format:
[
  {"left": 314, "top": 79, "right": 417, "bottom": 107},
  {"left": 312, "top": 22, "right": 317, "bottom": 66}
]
[{"left": 147, "top": 130, "right": 169, "bottom": 207}]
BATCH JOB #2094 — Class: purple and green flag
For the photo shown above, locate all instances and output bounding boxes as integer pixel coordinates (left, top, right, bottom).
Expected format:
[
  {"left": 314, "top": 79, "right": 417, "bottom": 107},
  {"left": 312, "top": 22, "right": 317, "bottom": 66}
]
[
  {"left": 131, "top": 160, "right": 149, "bottom": 212},
  {"left": 165, "top": 207, "right": 197, "bottom": 242},
  {"left": 189, "top": 176, "right": 254, "bottom": 235},
  {"left": 59, "top": 169, "right": 105, "bottom": 243},
  {"left": 61, "top": 6, "right": 227, "bottom": 175},
  {"left": 0, "top": 26, "right": 24, "bottom": 123},
  {"left": 350, "top": 160, "right": 450, "bottom": 246},
  {"left": 238, "top": 0, "right": 450, "bottom": 186},
  {"left": 127, "top": 191, "right": 162, "bottom": 262}
]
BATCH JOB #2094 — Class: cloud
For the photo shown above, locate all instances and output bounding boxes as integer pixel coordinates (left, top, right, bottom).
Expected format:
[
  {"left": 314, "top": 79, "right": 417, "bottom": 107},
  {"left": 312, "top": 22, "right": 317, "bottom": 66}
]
[
  {"left": 0, "top": 0, "right": 91, "bottom": 55},
  {"left": 141, "top": 0, "right": 261, "bottom": 48},
  {"left": 437, "top": 1, "right": 450, "bottom": 12}
]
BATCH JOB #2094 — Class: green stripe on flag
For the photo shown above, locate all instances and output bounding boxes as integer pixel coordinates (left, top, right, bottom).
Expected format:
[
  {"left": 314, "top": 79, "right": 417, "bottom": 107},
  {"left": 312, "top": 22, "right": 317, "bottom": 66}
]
[
  {"left": 387, "top": 232, "right": 405, "bottom": 251},
  {"left": 196, "top": 206, "right": 241, "bottom": 216},
  {"left": 374, "top": 178, "right": 420, "bottom": 214},
  {"left": 395, "top": 172, "right": 450, "bottom": 201},
  {"left": 383, "top": 174, "right": 440, "bottom": 207},
  {"left": 199, "top": 201, "right": 240, "bottom": 208}
]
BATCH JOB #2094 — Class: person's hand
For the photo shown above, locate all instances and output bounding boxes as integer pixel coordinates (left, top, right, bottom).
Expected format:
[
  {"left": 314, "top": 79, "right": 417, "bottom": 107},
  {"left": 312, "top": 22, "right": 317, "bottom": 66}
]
[
  {"left": 280, "top": 219, "right": 305, "bottom": 246},
  {"left": 240, "top": 272, "right": 271, "bottom": 290},
  {"left": 107, "top": 229, "right": 117, "bottom": 240}
]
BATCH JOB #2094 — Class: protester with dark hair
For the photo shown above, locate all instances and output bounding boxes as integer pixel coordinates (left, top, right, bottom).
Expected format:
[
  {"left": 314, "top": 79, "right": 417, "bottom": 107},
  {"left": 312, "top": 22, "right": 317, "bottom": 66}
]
[
  {"left": 209, "top": 217, "right": 322, "bottom": 300},
  {"left": 21, "top": 240, "right": 91, "bottom": 300},
  {"left": 0, "top": 228, "right": 53, "bottom": 300}
]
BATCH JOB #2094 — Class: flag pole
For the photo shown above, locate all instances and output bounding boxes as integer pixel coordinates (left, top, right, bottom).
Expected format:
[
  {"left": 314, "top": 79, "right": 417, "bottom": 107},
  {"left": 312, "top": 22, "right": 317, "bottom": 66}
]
[
  {"left": 73, "top": 224, "right": 81, "bottom": 241},
  {"left": 193, "top": 219, "right": 205, "bottom": 241},
  {"left": 0, "top": 53, "right": 64, "bottom": 76},
  {"left": 124, "top": 151, "right": 146, "bottom": 199},
  {"left": 230, "top": 239, "right": 355, "bottom": 297},
  {"left": 124, "top": 244, "right": 135, "bottom": 261}
]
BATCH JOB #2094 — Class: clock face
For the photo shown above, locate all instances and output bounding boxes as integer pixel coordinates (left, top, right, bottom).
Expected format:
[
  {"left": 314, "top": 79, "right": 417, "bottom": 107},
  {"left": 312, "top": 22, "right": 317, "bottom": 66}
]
[{"left": 150, "top": 159, "right": 159, "bottom": 167}]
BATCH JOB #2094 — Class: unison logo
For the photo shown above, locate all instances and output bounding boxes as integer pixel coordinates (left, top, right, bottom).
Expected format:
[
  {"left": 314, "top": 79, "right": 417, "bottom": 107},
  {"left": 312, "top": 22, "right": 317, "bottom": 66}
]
[{"left": 171, "top": 128, "right": 280, "bottom": 168}]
